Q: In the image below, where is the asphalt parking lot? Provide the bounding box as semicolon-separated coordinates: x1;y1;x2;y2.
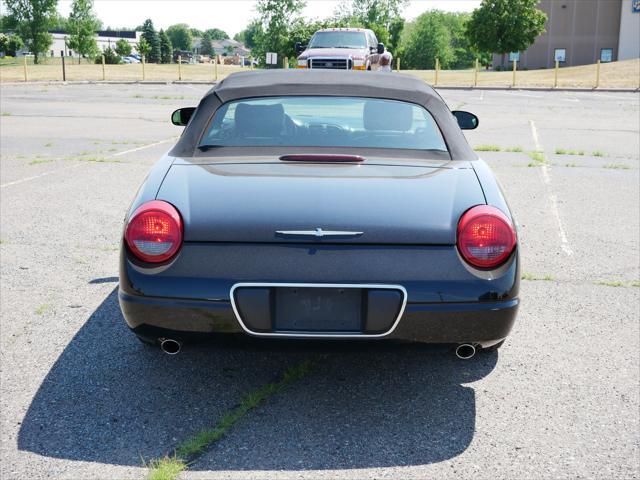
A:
0;82;638;480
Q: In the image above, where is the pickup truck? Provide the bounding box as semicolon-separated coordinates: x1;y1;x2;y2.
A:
295;28;388;71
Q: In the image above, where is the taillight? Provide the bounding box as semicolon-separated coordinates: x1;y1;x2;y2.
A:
457;205;516;269
124;200;183;263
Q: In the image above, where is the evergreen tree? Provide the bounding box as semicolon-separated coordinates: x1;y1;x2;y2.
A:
140;18;160;63
159;29;173;63
200;31;213;56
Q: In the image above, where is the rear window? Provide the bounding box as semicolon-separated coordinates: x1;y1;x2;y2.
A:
199;96;447;152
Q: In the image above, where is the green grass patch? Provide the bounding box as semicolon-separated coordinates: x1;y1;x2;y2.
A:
147;456;186;480
1;112;11;116
505;146;523;152
146;360;313;480
565;162;578;167
596;280;626;287
592;150;605;157
44;142;53;147
29;158;54;165
527;150;548;167
522;272;555;281
66;155;121;163
35;304;50;315
555;148;585;156
631;281;640;288
603;163;631;170
474;145;502;152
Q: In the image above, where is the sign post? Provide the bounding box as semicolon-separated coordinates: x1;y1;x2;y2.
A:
142;55;145;81
434;57;439;86
474;58;479;87
23;55;28;82
266;52;278;68
554;59;559;88
214;58;218;81
512;59;517;87
178;55;182;81
101;54;106;81
595;59;601;89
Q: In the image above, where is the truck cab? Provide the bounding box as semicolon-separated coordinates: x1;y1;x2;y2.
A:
295;28;387;71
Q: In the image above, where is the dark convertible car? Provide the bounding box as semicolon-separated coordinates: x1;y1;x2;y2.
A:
119;70;519;358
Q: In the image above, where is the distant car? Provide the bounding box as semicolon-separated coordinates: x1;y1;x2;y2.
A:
295;28;386;71
119;70;519;359
129;53;141;61
122;56;140;64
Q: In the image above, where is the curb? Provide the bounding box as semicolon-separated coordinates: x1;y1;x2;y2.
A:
1;80;638;93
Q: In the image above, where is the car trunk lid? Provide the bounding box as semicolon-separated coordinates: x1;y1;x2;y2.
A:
156;159;485;245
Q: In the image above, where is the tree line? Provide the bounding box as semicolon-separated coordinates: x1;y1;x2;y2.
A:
1;0;546;69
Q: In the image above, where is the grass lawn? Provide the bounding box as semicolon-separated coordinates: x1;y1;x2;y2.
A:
1;57;638;88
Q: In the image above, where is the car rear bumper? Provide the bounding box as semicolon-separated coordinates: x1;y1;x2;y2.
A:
119;289;518;346
120;242;519;346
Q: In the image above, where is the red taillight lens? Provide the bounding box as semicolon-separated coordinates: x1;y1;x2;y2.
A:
124;200;183;263
457;205;516;269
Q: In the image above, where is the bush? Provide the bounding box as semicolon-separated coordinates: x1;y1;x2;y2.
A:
95;47;121;64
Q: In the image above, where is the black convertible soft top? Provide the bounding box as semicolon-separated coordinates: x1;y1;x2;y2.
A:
170;70;476;160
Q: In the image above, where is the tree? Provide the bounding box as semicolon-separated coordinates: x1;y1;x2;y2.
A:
204;28;228;40
115;38;131;57
95;45;119;64
190;27;203;37
400;11;453;70
254;0;306;66
466;0;546;67
136;36;150;58
199;31;213;56
159;29;172;63
4;0;58;64
66;0;100;63
0;33;24;56
140;18;160;62
166;23;192;51
234;20;262;49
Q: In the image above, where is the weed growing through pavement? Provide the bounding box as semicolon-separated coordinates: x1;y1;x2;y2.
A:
474;145;502;152
521;272;555;281
527;151;549;167
505;146;523;152
146;360;314;480
592;150;605;157
603;164;631;170
35;304;50;315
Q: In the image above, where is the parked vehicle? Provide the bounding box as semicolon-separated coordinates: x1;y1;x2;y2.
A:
122;56;140;64
295;28;386;71
119;70;519;358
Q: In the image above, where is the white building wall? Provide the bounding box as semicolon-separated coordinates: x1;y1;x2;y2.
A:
618;0;640;60
47;32;140;58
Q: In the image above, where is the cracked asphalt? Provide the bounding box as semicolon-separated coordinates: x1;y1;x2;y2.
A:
1;83;638;479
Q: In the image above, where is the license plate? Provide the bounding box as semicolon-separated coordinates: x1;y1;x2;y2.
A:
273;287;362;332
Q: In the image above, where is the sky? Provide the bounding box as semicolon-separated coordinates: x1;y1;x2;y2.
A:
45;0;481;36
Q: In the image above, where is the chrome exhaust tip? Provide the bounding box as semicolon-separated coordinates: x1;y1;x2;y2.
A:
159;338;182;355
455;343;476;360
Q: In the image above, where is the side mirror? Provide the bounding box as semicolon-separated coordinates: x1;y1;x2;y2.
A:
452;110;479;130
295;42;304;54
377;43;385;54
171;107;196;126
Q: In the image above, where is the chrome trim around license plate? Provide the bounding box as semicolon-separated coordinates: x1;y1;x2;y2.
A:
230;282;408;338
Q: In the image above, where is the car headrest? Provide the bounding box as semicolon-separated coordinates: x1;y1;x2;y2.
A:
363;100;413;132
234;103;285;137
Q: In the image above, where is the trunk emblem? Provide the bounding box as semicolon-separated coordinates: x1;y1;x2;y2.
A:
276;228;363;238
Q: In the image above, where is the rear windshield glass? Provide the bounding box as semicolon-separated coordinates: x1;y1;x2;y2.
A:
199;96;448;151
308;31;368;49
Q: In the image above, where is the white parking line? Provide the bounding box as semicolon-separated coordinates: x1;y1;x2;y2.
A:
529;120;574;257
1;137;176;188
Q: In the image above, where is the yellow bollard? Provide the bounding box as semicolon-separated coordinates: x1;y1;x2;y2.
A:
284;56;288;69
142;55;146;81
595;59;601;88
101;54;106;81
474;58;479;87
23;55;28;82
178;55;182;81
435;58;439;86
396;57;401;72
512;59;517;87
554;59;559;88
214;58;218;81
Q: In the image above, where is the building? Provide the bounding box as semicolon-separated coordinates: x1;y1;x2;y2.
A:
492;0;640;69
47;30;140;58
192;38;250;57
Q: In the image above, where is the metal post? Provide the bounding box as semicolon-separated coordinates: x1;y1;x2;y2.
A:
474;58;479;87
554;59;559;88
61;51;66;81
512;59;516;87
396;57;401;72
101;54;106;81
284;56;288;69
595;59;601;89
214;58;218;81
23;55;28;82
142;55;146;81
435;57;439;86
178;55;182;81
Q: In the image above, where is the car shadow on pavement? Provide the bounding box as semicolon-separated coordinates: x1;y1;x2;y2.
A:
18;287;497;470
